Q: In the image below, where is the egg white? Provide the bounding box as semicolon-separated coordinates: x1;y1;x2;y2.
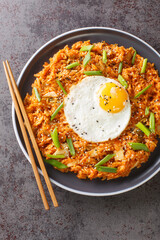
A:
64;76;131;142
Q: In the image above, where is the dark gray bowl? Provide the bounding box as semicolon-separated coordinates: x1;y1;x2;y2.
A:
12;27;160;196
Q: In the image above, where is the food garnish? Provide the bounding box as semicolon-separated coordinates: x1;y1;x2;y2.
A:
51;127;60;149
83;51;91;67
118;61;123;74
102;50;107;63
134;84;152;99
47;154;65;159
51;102;64;121
66;138;75;156
44;159;68;169
136;122;150;137
95;153;115;167
83;71;103;76
56;80;67;95
80;45;94;52
129;142;149;152
96;166;117;173
145;106;149;116
118;74;128;89
132;49;137;65
149;112;155;133
66;62;79;69
141;58;148;73
33;87;41;102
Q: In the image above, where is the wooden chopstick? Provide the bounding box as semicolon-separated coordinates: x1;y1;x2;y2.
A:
3;61;49;210
3;60;58;208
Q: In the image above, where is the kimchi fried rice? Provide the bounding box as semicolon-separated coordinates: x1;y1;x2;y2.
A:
24;40;160;180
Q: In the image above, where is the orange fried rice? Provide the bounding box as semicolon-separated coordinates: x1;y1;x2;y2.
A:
24;40;160;180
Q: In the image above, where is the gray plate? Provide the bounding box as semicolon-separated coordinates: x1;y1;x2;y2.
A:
12;27;160;196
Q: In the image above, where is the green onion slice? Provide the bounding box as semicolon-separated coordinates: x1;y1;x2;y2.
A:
141;58;148;73
96;166;117;173
51;127;60;149
84;71;103;76
66;138;75;156
149;112;155;133
132;49;137;65
136;122;150;137
134;84;152;99
44;159;67;169
47;154;65;159
118;61;123;74
66;62;79;69
129;142;149;152
95;153;115;167
80;45;94;52
102;50;107;63
118;74;128;89
145;106;149;116
83;51;91;67
56;80;67;95
33;87;41;102
51;102;63;121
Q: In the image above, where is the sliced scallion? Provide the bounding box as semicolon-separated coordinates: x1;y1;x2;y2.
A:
145;106;149;116
132;49;137;65
44;159;67;169
56;80;67;95
118;74;128;89
95;153;115;167
51;102;63;121
129;142;149;152
66;62;79;69
80;45;94;52
51;127;60;149
84;71;102;76
66;138;75;156
134;84;152;99
33;87;41;102
149;112;155;133
83;51;91;67
102;50;107;63
136;122;150;137
118;61;123;74
96;166;117;173
141;58;148;73
47;154;65;159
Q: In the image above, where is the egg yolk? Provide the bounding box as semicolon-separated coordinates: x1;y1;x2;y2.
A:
98;82;128;113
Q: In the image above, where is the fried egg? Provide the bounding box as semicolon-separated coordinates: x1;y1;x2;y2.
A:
64;76;131;142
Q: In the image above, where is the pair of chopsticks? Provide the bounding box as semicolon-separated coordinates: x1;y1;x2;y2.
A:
3;60;58;210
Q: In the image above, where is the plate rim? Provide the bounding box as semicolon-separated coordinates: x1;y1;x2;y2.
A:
12;27;160;196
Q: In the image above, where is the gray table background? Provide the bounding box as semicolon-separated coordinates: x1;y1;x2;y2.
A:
0;1;160;239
